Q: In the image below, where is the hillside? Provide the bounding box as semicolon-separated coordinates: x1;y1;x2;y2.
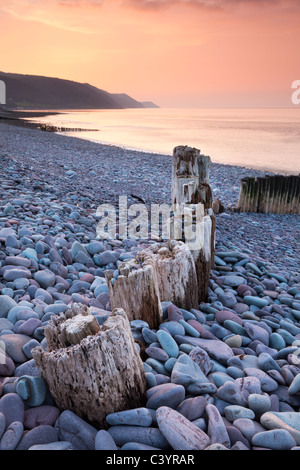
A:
0;72;159;110
141;101;160;108
110;93;145;109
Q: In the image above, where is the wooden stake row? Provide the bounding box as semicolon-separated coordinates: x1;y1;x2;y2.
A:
32;145;216;429
237;174;300;214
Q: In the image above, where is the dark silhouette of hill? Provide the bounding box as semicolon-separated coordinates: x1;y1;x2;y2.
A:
141;101;160;108
111;93;146;109
0;72;159;110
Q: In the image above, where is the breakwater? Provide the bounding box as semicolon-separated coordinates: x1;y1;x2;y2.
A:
237;174;300;214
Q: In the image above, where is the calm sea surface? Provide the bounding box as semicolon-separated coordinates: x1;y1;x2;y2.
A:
27;108;300;174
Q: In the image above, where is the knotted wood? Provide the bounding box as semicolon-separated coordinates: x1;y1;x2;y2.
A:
32;304;146;428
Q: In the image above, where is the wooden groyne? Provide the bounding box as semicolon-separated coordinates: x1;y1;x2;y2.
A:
33;145;216;424
237;174;300;214
39;124;99;133
106;145;215;319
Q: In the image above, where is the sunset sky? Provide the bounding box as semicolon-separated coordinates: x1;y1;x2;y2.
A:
1;0;300;108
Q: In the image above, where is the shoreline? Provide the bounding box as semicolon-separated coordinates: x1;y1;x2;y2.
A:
66;134;287;176
0;108;271;177
0;118;299;451
0;120;299;275
0;108;298;176
0;108;60;130
0;108;97;133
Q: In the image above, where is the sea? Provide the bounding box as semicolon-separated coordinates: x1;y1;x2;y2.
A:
25;108;300;175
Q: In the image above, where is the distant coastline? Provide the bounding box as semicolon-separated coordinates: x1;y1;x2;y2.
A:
0;108;99;133
0;107;59;130
0;71;159;110
0;106;299;177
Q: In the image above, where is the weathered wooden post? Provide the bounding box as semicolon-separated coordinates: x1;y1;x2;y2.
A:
106;239;200;323
291;175;300;213
171;146;215;302
172;146;211;206
237;178;248;212
32;304;147;428
105;257;163;329
137;240;199;311
105;145;216;325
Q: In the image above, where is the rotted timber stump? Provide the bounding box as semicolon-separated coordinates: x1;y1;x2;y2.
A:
105;257;163;330
136;240;199;311
32;303;147;429
106;240;200;326
171;145;211;206
171;145;215;302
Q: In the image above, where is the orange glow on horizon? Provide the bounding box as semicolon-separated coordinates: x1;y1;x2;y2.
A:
1;0;300;108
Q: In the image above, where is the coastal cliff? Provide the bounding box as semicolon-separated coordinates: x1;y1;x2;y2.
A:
0;71;159;110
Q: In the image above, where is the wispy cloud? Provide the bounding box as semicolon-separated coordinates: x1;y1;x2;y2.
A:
1;0;299;35
2;0;299;15
0;0;97;33
58;0;104;7
121;0;300;11
55;0;300;14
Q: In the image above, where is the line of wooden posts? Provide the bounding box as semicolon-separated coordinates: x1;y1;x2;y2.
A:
32;145;216;428
237;174;300;214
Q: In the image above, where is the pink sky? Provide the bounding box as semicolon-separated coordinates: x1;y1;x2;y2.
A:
1;0;299;107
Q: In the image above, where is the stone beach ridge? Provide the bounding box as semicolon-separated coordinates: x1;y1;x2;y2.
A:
0;121;299;451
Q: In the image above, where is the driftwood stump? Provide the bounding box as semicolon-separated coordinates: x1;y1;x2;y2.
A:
137;241;199;311
105;257;163;329
32;304;146;428
171;145;215;302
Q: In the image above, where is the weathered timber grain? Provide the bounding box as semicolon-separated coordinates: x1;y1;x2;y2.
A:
105;259;163;329
32;305;147;428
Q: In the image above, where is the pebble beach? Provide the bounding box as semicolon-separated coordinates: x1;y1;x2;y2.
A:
0;120;299;451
